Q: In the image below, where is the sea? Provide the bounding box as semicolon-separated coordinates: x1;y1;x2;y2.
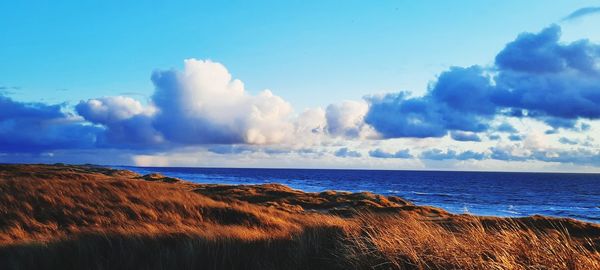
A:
118;166;600;223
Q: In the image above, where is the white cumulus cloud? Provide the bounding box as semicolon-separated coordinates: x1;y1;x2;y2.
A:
76;96;153;124
150;59;294;145
325;100;377;139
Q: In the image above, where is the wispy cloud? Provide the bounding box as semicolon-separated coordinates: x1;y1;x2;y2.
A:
369;148;413;159
562;6;600;21
334;147;362;158
0;86;20;95
0;94;100;152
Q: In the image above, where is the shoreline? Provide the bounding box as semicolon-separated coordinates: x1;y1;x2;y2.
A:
120;164;600;224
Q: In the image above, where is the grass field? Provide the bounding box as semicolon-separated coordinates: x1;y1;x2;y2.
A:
1;164;598;269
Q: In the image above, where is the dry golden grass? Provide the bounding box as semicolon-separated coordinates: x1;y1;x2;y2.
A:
339;213;600;270
0;164;347;269
0;164;599;269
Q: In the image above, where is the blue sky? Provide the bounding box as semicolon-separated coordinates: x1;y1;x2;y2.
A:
3;1;598;108
1;1;600;171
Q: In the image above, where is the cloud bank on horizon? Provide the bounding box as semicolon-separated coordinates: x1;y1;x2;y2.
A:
1;24;600;171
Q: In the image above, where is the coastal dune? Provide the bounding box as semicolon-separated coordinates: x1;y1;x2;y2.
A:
0;164;599;269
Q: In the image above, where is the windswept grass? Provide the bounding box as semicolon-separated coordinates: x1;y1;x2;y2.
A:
0;164;599;269
0;164;347;269
338;213;600;269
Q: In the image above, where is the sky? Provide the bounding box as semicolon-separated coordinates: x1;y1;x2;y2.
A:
1;1;600;172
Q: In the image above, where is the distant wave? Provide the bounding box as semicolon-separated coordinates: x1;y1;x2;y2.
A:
410;191;468;198
499;209;521;215
566;214;600;221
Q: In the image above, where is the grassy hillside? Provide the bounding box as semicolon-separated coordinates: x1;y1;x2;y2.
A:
0;164;599;269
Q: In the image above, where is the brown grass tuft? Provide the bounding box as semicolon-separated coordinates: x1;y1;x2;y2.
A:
339;213;600;269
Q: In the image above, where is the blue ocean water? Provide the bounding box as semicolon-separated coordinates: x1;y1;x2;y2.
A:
118;166;600;223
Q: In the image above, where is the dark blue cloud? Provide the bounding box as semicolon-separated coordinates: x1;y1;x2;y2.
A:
75;97;165;149
487;147;600;166
493;25;600;122
0;95;100;153
489;147;528;162
365;25;600;138
207;145;255;155
495;25;567;73
94;115;162;149
455;151;486;161
529;150;600;166
563;6;600;21
412;146;600;166
488;134;501;140
334;147;362;158
539;117;578;130
0;149;134;166
205;145;324;156
1;94;166;154
416;147;600;166
558;137;578;145
450;131;481;142
581;123;591;131
0;86;20;96
369;148;412;159
496;122;517;133
0;95;64;120
365;66;494;138
508;134;523;141
420;149;486;161
420;149;456;160
364;93;448;138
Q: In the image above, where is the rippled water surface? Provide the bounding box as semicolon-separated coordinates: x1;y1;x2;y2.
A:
118;166;600;223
